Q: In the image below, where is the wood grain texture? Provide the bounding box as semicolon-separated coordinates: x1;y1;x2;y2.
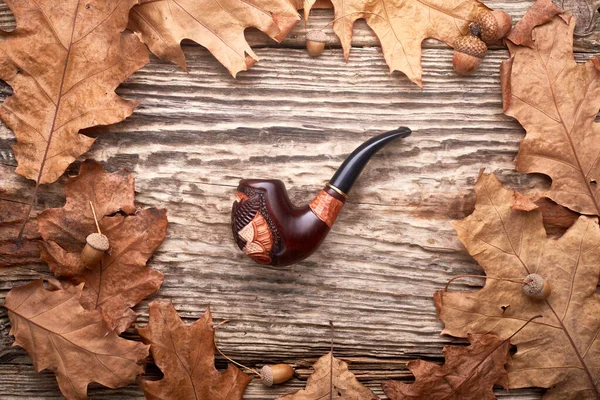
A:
555;0;600;35
0;0;597;399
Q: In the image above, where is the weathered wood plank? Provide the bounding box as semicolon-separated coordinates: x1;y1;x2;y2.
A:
0;363;546;399
0;44;556;399
555;0;600;35
0;0;597;399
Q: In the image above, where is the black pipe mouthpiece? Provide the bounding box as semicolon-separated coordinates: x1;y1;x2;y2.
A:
328;127;411;195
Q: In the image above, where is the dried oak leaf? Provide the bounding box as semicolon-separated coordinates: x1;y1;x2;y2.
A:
382;333;509;400
4;279;149;400
279;352;379;399
128;0;300;77
304;0;491;86
0;0;148;184
138;301;251;400
435;173;600;399
501;9;600;216
37;160;167;334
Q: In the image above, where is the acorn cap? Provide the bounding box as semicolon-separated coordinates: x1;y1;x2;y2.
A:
306;30;328;43
86;233;109;251
453;35;487;58
476;10;512;42
475;11;498;42
522;273;551;299
261;365;274;387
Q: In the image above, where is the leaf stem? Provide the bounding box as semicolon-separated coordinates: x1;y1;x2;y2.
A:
329;321;334;400
444;274;525;292
213;320;262;378
16;0;83;244
89;201;102;234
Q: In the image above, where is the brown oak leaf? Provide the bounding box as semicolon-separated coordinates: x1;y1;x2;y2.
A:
501;9;600;216
4;279;149;400
279;352;379;399
304;0;491;86
37;160;167;333
382;333;510;400
0;0;148;184
435;173;600;399
138;301;251;400
128;0;300;77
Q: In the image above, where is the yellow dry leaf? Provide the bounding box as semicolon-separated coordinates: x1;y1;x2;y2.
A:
129;0;300;77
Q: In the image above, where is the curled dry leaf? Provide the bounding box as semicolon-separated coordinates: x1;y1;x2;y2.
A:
0;1;147;184
501;8;600;216
435;173;600;399
304;0;492;86
129;0;300;77
37;160;167;333
382;333;510;400
279;352;379;399
138;301;251;400
505;0;564;47
4;279;149;400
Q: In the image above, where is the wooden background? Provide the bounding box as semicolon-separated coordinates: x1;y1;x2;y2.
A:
0;0;599;398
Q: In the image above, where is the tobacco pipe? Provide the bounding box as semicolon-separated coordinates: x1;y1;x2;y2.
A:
232;127;411;266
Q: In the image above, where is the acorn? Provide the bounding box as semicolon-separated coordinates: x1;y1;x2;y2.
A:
452;35;487;76
475;10;512;42
260;364;294;387
81;232;109;268
522;274;551;300
306;30;328;57
81;201;109;269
